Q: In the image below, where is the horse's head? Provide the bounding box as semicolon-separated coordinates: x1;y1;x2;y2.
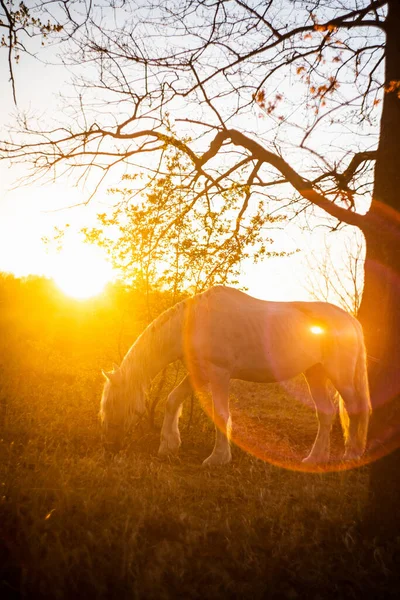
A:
100;363;146;452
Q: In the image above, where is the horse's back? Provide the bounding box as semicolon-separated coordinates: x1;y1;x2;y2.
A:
186;286;364;380
197;286;357;331
187;288;342;380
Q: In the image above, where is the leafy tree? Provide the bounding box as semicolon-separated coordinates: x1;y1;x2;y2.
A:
83;147;285;319
2;0;400;535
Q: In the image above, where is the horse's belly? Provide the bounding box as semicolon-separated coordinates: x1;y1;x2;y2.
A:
232;347;321;382
232;366;277;383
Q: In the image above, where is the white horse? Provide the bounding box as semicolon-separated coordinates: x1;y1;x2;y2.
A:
100;286;370;466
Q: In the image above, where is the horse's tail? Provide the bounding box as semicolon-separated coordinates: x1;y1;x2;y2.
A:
352;321;371;453
338;391;350;445
335;318;370;454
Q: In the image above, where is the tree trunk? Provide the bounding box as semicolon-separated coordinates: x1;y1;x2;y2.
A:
357;0;400;537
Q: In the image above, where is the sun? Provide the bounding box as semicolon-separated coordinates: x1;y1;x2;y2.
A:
51;242;114;299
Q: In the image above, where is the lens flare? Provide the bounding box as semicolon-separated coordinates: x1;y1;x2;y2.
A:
182;266;400;473
310;325;324;334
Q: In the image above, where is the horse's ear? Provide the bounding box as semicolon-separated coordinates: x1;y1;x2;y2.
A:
102;368;122;386
102;369;111;381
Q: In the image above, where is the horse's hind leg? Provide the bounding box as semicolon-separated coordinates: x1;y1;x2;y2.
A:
303;365;336;464
158;375;192;457
332;383;369;461
202;367;232;467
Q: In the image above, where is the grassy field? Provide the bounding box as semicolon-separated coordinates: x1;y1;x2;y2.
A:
0;277;399;599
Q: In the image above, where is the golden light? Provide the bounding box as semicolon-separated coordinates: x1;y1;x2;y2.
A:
50;242;114;299
310;325;324;335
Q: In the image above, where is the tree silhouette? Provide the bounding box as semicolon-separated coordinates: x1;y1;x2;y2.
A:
0;0;91;104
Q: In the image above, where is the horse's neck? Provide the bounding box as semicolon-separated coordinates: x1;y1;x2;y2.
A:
132;304;184;383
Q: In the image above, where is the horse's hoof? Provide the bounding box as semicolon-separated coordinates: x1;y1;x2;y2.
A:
158;448;180;459
302;454;329;465
343;451;362;462
158;438;181;458
302;455;318;464
202;454;231;467
157;453;180;464
158;448;179;458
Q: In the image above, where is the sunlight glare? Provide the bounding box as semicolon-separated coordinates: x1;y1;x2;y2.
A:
51;242;114;299
310;325;324;335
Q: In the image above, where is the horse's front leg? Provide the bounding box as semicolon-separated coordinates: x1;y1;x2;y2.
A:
203;367;232;467
158;375;192;457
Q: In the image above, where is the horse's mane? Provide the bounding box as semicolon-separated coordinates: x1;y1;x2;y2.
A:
122;297;188;384
148;297;187;333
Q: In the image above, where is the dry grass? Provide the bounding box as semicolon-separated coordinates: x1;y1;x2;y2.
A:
0;279;399;599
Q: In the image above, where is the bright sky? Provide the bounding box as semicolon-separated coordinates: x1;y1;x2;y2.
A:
0;28;356;304
0;44;118;298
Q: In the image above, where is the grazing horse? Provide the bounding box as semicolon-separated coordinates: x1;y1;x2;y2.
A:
100;286;370;466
